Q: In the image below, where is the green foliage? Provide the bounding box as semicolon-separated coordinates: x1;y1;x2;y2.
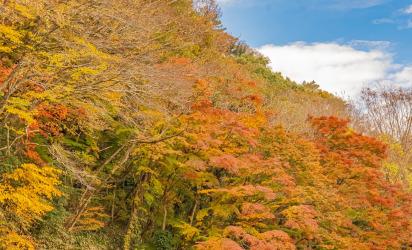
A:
152;231;175;250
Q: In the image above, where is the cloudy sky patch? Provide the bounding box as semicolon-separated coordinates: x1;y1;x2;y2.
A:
218;0;412;97
258;42;411;96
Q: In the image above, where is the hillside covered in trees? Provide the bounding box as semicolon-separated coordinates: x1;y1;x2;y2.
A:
0;1;411;249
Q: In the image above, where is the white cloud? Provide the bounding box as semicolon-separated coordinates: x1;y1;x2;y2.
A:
216;0;235;4
372;18;395;24
326;0;386;9
257;42;412;97
349;40;391;50
392;66;412;84
407;19;412;28
217;0;387;8
373;4;412;29
404;4;412;14
216;0;241;6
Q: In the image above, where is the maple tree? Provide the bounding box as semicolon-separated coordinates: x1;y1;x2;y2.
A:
0;0;410;249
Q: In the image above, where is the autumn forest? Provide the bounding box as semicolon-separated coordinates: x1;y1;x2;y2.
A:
0;0;411;249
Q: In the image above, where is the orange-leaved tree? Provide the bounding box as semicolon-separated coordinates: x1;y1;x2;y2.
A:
310;116;412;249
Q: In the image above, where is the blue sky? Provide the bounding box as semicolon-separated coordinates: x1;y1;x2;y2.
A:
218;0;412;96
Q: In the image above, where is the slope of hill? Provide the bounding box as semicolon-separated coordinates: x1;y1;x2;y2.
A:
0;1;410;249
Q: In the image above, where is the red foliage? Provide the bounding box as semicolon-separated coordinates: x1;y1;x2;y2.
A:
34;103;82;137
24;146;44;166
0;63;14;86
179;79;411;249
310;116;412;248
222;226;295;250
240;202;275;220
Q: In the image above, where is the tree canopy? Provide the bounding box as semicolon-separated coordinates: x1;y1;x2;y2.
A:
0;1;410;249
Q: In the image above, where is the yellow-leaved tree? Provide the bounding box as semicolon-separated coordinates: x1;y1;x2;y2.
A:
0;163;61;249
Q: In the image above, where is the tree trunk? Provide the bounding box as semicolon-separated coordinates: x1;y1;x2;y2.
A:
123;187;139;250
162;206;167;230
123;173;148;250
190;199;198;226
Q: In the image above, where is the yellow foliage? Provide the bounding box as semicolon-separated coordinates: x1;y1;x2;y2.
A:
408;174;412;190
5;97;36;124
242;112;267;129
383;161;400;180
71;206;109;232
14;3;36;20
0;163;62;228
0;228;35;250
0;24;23;53
5;107;35;124
0;163;61;249
172;221;200;241
72;36;112;60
